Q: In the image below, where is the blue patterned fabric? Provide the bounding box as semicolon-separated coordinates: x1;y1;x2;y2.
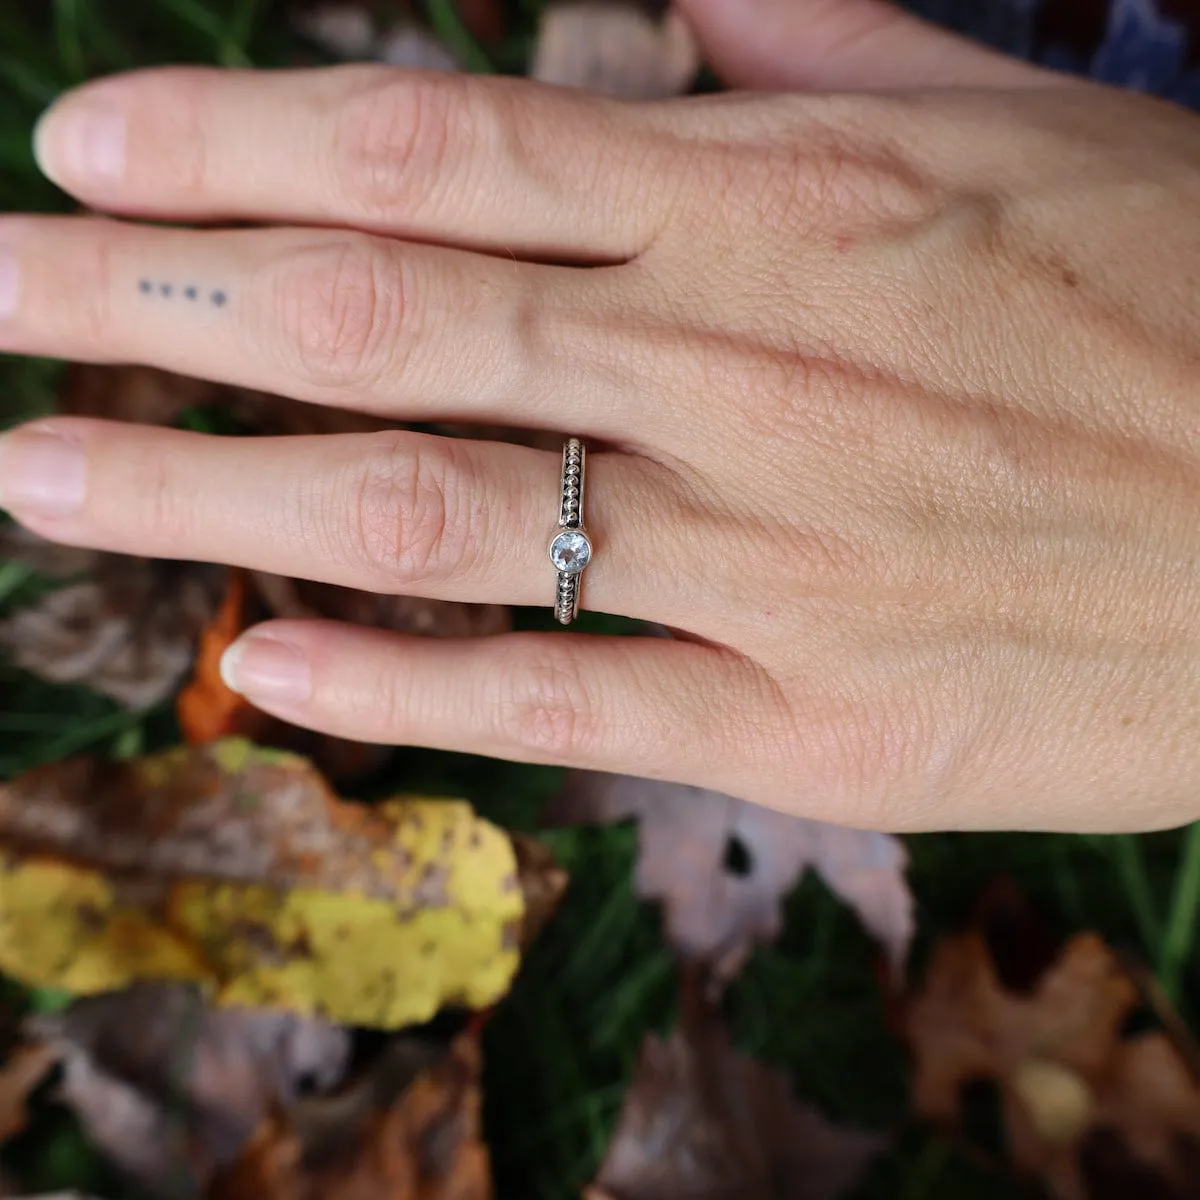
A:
905;0;1200;105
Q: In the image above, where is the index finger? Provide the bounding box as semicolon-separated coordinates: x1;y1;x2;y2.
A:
32;66;666;261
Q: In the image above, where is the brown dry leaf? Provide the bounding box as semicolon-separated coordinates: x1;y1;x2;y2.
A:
456;0;505;46
547;773;913;985
906;927;1200;1200
58;364;399;438
530;3;700;100
212;1029;490;1200
593;976;883;1200
0;536;225;710
58;362;216;427
0;1042;58;1145
252;572;511;640
0;740;547;1028
510;833;569;952
27;983;349;1197
0;524;106;581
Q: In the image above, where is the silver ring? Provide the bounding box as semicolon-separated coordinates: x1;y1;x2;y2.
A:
548;437;592;624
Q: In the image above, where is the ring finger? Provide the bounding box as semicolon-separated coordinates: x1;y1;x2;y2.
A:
0;216;650;441
0;417;694;622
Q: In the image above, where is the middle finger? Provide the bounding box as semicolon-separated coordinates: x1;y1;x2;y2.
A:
0;216;649;442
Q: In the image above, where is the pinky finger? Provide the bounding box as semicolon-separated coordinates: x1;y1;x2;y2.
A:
219;623;772;788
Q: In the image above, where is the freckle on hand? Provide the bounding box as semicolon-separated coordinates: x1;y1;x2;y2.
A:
184;286;198;300
138;280;152;294
160;283;173;297
211;290;227;307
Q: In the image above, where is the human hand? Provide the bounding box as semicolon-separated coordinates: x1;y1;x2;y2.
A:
0;0;1197;833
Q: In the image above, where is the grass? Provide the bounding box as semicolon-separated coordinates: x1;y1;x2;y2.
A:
0;2;1198;1198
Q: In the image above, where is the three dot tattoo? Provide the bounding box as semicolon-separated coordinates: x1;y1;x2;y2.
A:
138;280;227;307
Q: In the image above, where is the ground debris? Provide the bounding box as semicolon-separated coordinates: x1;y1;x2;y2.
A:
292;3;464;70
211;1029;490;1200
25;983;349;1197
590;970;883;1200
0;532;225;711
0;740;547;1028
530;3;700;99
0;1042;58;1145
905;890;1200;1200
547;772;912;986
57;363;400;437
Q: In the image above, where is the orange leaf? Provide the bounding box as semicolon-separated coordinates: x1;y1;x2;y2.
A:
0;1041;58;1145
177;569;260;744
213;1030;491;1200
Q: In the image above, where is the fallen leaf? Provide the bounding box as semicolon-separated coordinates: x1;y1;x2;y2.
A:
905;924;1200;1200
530;3;700;100
455;0;504;46
292;3;379;58
212;1029;490;1200
58;363;216;427
58;363;400;437
177;569;259;745
27;982;349;1196
378;26;460;71
0;541;225;710
293;3;464;71
546;772;913;985
251;573;511;641
0;739;541;1028
592;972;883;1200
0;1042;58;1144
510;833;569;953
0;524;106;581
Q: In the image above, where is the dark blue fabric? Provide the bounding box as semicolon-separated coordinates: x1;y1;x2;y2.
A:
906;0;1200;103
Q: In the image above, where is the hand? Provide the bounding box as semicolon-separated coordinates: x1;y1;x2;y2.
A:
0;0;1197;833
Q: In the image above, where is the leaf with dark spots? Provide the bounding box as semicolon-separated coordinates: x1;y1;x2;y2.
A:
547;772;913;985
0;740;559;1029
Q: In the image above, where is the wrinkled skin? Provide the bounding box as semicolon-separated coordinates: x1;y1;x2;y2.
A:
0;0;1197;831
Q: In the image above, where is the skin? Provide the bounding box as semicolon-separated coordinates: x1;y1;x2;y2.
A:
0;0;1197;832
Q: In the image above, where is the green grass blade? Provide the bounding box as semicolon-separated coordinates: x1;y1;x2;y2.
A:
1159;821;1200;1004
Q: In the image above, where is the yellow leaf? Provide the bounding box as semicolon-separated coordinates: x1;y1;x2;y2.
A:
0;740;528;1028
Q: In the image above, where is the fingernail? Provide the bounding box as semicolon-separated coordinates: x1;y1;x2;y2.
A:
34;99;126;184
220;635;313;707
0;250;18;319
0;430;87;516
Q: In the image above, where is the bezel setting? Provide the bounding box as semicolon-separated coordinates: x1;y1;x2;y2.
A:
549;528;592;575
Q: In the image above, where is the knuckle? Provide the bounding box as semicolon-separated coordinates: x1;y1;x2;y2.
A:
332;72;464;220
130;436;188;546
271;235;403;388
494;647;599;760
739;103;941;233
344;432;471;586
